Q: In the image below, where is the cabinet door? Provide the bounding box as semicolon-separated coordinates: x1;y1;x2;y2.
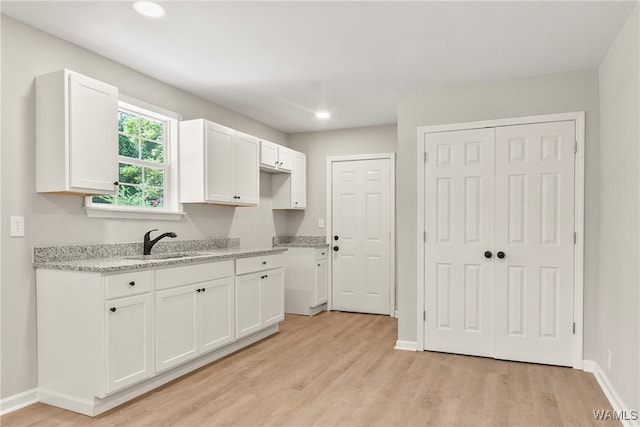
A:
235;273;262;338
261;268;284;327
277;146;293;172
205;123;235;203
156;284;199;372
291;152;306;208
260;140;278;170
199;277;235;353
233;133;259;205
314;259;328;306
68;72;118;193
106;294;153;393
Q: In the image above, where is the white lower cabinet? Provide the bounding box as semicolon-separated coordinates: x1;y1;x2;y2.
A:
36;252;284;417
155;262;235;372
235;273;262;338
261;268;284;326
106;293;153;393
156;277;235;372
235;254;284;339
284;247;328;315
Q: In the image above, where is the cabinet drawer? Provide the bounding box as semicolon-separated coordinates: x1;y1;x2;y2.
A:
156;260;234;291
236;254;283;275
105;270;152;299
315;247;329;260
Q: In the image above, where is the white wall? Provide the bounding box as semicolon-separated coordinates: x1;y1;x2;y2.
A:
287;125;397;237
396;70;601;353
0;16;289;399
596;4;639;411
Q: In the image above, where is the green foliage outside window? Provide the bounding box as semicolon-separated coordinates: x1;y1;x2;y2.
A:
92;108;166;209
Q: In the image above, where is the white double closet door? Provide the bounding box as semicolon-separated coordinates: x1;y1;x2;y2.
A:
424;121;575;366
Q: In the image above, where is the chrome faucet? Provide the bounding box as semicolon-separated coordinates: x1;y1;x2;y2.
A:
143;229;177;255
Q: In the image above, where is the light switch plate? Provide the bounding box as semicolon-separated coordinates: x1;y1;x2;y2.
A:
318;218;325;229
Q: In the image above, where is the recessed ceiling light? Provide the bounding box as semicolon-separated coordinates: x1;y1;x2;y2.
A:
133;0;166;18
315;111;331;119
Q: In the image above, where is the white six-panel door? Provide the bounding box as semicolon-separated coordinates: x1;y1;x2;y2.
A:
493;121;575;366
424;128;495;357
332;159;391;315
424;120;575;366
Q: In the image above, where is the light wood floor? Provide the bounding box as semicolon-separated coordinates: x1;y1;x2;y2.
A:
2;311;616;426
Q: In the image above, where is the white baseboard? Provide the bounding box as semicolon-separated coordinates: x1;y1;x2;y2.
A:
0;388;38;416
395;340;418;351
583;360;639;427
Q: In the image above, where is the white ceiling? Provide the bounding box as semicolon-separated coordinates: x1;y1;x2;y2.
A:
2;1;636;134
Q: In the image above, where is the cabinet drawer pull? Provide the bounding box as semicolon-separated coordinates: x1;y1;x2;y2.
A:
202;288;206;292
261;275;268;279
114;181;119;186
196;289;201;293
317;263;321;266
129;281;135;286
110;307;117;312
262;261;267;265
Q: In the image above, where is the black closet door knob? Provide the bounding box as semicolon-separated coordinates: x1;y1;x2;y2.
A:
497;251;506;259
334;235;339;241
484;251;493;259
333;246;339;252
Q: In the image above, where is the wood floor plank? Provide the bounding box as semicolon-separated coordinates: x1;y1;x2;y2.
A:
1;312;618;426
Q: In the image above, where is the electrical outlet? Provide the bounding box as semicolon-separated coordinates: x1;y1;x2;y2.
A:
10;216;25;237
318;218;325;229
607;350;612;370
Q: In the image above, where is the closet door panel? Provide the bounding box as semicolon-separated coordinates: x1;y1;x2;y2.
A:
424;128;495;357
493;121;575;366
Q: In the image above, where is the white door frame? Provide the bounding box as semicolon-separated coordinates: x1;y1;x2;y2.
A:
327;153;396;317
416;112;585;369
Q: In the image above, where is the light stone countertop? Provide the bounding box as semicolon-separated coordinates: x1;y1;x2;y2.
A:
33;247;287;273
272;236;328;248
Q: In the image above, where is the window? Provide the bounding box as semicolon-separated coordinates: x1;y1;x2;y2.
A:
85;96;183;220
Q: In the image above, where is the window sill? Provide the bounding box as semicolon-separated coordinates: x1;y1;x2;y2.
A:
84;206;185;221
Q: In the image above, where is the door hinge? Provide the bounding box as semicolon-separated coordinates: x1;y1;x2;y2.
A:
423;231;427;242
424;152;428;163
573;322;576;334
423;310;426;322
574;232;577;244
574;141;578;154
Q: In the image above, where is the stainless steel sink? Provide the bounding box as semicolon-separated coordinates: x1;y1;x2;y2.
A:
125;251;202;260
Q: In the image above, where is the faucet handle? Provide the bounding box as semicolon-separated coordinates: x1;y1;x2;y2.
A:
144;229;159;239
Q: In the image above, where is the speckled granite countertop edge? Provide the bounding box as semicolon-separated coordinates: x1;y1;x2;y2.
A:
272;236;328;248
34;248;287;273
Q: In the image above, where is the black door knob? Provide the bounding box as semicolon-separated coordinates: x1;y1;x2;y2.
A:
484;251;493;259
129;281;135;286
334;235;339;241
497;251;506;259
333;246;339;251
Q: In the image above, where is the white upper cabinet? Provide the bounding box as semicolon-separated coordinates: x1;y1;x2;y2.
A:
278;146;293;172
36;69;119;195
233;132;260;205
273;151;306;209
259;140;292;173
179;119;259;206
260;140;278;170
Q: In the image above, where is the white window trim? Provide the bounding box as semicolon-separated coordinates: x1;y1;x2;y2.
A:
84;94;185;220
